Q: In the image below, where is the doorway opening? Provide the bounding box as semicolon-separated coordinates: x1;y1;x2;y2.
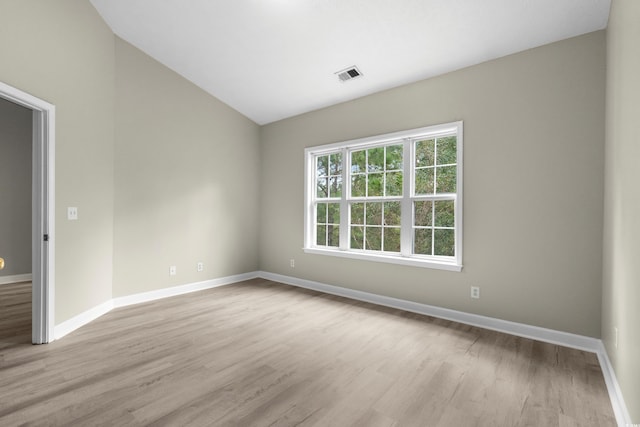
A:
0;81;55;344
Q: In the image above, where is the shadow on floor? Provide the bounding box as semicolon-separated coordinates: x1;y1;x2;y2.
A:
0;281;32;348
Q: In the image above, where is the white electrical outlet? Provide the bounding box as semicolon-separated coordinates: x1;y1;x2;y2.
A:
470;286;480;299
290;259;295;268
169;265;177;276
67;207;78;220
614;327;618;348
197;262;204;272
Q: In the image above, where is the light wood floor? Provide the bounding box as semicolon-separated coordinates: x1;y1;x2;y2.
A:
0;279;615;426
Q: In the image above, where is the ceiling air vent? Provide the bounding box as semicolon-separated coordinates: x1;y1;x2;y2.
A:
335;66;362;82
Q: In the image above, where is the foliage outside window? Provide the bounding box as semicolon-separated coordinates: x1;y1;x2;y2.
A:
304;122;463;271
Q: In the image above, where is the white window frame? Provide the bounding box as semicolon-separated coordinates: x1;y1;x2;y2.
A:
304;121;463;272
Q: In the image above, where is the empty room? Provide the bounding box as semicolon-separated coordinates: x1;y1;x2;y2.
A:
0;0;638;425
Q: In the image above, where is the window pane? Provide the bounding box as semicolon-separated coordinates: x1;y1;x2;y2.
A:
317;155;329;177
351;175;366;197
366;202;382;225
317;225;326;246
351;203;365;225
328;225;340;247
330;152;343;174
328;176;342;198
317;177;328;198
415;168;434;194
365;226;382;250
350;226;364;249
327;203;340;224
414;201;433;227
384;227;401;252
434;200;454;227
351;150;366;173
414;228;433;255
434;229;455;256
368;147;384;172
385;171;403;196
436;136;456;165
415;139;435;167
384;202;401;226
368;173;383;197
386;144;403;170
435;166;456;193
316;203;327;224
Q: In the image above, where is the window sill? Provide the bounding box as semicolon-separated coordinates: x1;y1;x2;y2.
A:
303;247;463;272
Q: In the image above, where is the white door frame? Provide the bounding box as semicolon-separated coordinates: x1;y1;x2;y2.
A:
0;81;55;344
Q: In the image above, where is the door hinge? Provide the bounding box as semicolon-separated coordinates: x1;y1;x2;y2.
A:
43;234;49;242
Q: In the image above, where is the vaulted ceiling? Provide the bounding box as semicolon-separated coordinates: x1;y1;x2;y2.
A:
90;0;611;125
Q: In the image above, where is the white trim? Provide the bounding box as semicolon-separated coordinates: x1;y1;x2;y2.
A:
45;269;631;425
304;147;314;249
307;122;462;153
304;121;463;271
0;81;55;345
53;272;259;339
0;274;33;285
258;271;599;351
257;271;632;426
595;342;633;426
54;299;114;340
303;247;463;272
112;272;259;308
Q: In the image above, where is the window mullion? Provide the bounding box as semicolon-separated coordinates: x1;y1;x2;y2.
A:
339;147;349;250
431;199;435;256
400;138;412;257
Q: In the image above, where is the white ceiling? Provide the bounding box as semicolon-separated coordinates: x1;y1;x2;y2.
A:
90;0;611;125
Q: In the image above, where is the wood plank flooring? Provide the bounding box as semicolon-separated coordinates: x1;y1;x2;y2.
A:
0;279;616;426
0;281;31;348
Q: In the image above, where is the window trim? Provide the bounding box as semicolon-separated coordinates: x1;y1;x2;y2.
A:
304;121;463;272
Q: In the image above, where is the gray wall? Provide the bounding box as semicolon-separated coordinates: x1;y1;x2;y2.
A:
0;0;115;322
112;38;260;296
0;98;31;277
602;0;640;422
259;31;606;338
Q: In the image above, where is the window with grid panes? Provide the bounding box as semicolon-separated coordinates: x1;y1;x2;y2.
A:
304;122;463;271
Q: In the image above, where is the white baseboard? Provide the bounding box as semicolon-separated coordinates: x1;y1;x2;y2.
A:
256;271;632;426
50;269;631;426
596;341;633;426
53;272;259;340
257;271;600;351
112;272;259;308
0;273;32;285
54;299;114;340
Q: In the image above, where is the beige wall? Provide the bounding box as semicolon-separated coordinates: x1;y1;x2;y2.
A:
603;0;640;422
0;0;115;322
112;38;260;297
0;1;260;323
260;31;606;337
0;1;633;416
0;98;32;277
